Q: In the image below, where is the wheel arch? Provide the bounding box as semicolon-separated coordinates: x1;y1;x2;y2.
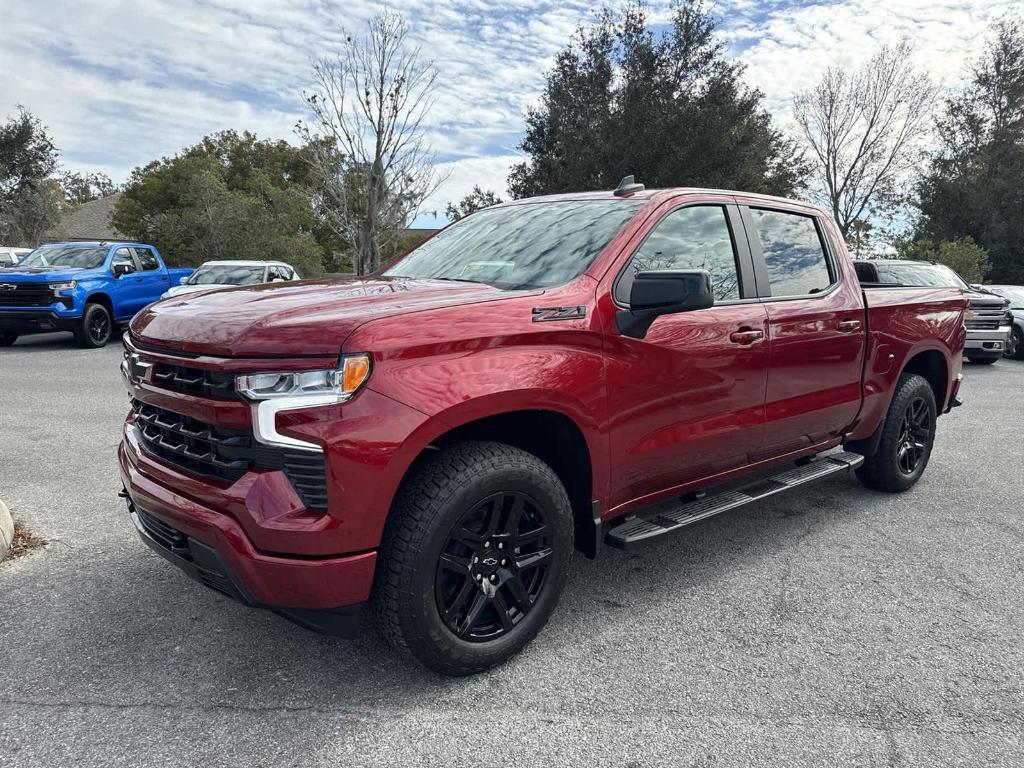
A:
900;348;948;411
400;407;600;558
84;291;114;315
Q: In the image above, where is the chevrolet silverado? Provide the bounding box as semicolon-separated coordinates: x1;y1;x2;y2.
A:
118;180;967;675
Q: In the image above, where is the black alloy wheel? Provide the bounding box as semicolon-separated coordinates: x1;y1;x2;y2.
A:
895;396;931;476
435;491;552;642
77;302;113;348
89;310;110;344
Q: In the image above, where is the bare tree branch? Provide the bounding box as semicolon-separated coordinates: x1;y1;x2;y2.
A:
794;40;939;240
296;10;448;274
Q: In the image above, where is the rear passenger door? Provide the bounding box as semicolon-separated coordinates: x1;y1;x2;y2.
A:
739;205;866;458
132;246;169;307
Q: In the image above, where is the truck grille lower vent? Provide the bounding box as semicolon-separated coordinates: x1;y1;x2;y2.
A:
132;399;328;510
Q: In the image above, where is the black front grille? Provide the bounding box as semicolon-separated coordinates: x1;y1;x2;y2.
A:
132;400;328;510
152;364;239;400
0;283;55;307
966;300;1007;331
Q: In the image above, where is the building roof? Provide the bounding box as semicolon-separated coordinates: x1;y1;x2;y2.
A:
52;193;125;241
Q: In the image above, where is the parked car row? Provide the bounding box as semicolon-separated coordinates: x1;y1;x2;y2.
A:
0;243;302;348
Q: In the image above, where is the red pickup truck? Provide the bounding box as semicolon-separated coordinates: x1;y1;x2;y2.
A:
118;181;967;675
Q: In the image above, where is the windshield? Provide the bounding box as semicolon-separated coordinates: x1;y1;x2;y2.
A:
384;200;644;289
990;286;1024;309
18;245;108;269
876;263;968;289
186;265;266;285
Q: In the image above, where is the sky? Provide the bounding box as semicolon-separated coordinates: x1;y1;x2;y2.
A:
1;0;1017;227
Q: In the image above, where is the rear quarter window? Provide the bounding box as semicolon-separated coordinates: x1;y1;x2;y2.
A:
751;209;833;297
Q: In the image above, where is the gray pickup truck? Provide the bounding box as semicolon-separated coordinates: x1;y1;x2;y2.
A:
854;259;1011;365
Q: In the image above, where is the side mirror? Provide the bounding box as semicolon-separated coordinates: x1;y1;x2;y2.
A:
178;276;189;285
616;270;714;339
112;263;134;278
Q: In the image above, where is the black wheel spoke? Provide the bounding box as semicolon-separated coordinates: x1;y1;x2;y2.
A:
458;592;489;637
492;593;515;631
439;552;471;574
516;547;553;572
443;577;475;622
504;573;533;613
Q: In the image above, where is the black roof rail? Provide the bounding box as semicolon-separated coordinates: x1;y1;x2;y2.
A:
613;175;645;197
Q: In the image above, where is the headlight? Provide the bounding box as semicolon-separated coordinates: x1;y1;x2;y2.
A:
50;281;77;295
236;354;371;402
235;354;372;451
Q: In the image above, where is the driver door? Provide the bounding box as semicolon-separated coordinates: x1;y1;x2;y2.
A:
603;199;769;510
109;247;145;319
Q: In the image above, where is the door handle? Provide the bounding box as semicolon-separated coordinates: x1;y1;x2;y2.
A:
837;319;862;332
729;329;764;345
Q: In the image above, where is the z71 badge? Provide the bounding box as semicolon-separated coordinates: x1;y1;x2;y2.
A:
531;306;586;322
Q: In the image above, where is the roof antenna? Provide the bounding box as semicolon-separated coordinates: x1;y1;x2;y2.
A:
613;175;645;197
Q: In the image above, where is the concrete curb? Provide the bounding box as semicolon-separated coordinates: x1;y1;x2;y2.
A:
0;498;13;558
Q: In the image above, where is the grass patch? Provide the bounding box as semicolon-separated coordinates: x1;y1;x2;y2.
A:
3;522;47;562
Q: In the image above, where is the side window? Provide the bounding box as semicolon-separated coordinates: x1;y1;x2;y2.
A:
616;205;740;304
281;266;294;280
133;247;159;271
111;248;137;274
750;209;833;297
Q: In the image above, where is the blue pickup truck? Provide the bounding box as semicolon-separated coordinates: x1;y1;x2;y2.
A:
0;241;192;348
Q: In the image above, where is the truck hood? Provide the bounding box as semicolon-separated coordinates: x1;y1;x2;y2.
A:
132;276;530;357
0;267;94;282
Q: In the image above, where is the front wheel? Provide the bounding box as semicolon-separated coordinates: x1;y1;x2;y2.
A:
76;303;113;348
855;373;937;493
1005;327;1023;360
373;441;573;676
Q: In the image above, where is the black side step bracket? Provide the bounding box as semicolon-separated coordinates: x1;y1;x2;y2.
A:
605;451;864;550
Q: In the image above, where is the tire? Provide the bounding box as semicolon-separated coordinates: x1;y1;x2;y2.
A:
855;373;937;493
0;331;17;347
967;356;998;365
373;441;573;676
75;302;113;348
1005;327;1023;360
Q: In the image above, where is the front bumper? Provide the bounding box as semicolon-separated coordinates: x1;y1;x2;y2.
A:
119;436;377;617
964;327;1010;358
0;309;80;334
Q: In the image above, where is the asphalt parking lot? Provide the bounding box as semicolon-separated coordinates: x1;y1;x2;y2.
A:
1;333;1022;767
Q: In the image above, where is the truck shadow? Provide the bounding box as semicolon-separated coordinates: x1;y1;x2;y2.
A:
4;473;886;713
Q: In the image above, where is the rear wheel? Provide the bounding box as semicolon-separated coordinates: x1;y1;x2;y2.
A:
856;373;937;493
76;302;112;348
967;356;998;365
0;331;17;347
373;441;573;676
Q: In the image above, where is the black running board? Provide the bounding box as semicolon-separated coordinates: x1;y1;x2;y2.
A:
605;451;865;550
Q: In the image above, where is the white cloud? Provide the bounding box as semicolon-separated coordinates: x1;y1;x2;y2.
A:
1;0;1017;219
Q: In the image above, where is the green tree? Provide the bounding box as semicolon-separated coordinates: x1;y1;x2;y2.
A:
896;237;991;283
113;131;329;275
915;16;1024;283
59;171;118;204
445;186;502;221
0;106;61;245
508;1;806;199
